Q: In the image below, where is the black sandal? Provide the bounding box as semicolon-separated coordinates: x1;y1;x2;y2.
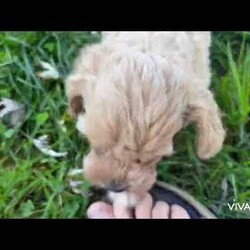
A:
150;181;216;219
88;181;216;219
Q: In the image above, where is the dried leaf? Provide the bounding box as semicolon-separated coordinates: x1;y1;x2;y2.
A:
67;169;88;196
69;180;84;194
33;135;67;158
67;169;83;177
69;180;84;188
37;61;60;80
0;98;25;126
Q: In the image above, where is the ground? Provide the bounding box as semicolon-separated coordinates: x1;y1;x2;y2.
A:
0;32;249;218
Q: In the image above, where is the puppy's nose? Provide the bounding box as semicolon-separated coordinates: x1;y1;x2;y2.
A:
106;181;127;193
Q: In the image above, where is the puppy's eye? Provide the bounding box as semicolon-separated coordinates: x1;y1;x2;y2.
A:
124;146;131;151
124;145;138;152
70;96;85;117
134;159;141;164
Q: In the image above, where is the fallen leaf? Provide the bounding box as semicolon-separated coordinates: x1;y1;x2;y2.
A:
69;180;84;194
69;180;84;188
0;98;25;126
37;61;60;80
33;135;67;158
67;169;83;177
66;169;89;196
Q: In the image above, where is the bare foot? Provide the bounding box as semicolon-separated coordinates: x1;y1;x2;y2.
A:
87;193;190;219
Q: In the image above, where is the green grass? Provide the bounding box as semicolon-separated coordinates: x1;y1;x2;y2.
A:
0;32;249;218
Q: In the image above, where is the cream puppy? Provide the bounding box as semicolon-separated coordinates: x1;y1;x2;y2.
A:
65;32;225;207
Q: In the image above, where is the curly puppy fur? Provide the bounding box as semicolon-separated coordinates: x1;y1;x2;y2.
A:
66;32;225;207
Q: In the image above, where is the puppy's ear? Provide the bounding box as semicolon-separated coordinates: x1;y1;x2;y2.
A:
65;44;104;118
186;89;226;160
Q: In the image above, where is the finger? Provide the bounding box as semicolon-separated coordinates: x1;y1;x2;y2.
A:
135;193;153;219
113;202;133;219
87;202;115;219
170;204;190;219
152;201;170;219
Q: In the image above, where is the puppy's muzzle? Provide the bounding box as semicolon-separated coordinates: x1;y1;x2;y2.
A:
106;181;128;193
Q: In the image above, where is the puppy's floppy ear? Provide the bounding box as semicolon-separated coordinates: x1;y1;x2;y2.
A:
65;44;104;118
186;89;226;160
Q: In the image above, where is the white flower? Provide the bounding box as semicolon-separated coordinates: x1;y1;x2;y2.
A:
0;98;25;126
37;61;60;80
33;135;67;158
